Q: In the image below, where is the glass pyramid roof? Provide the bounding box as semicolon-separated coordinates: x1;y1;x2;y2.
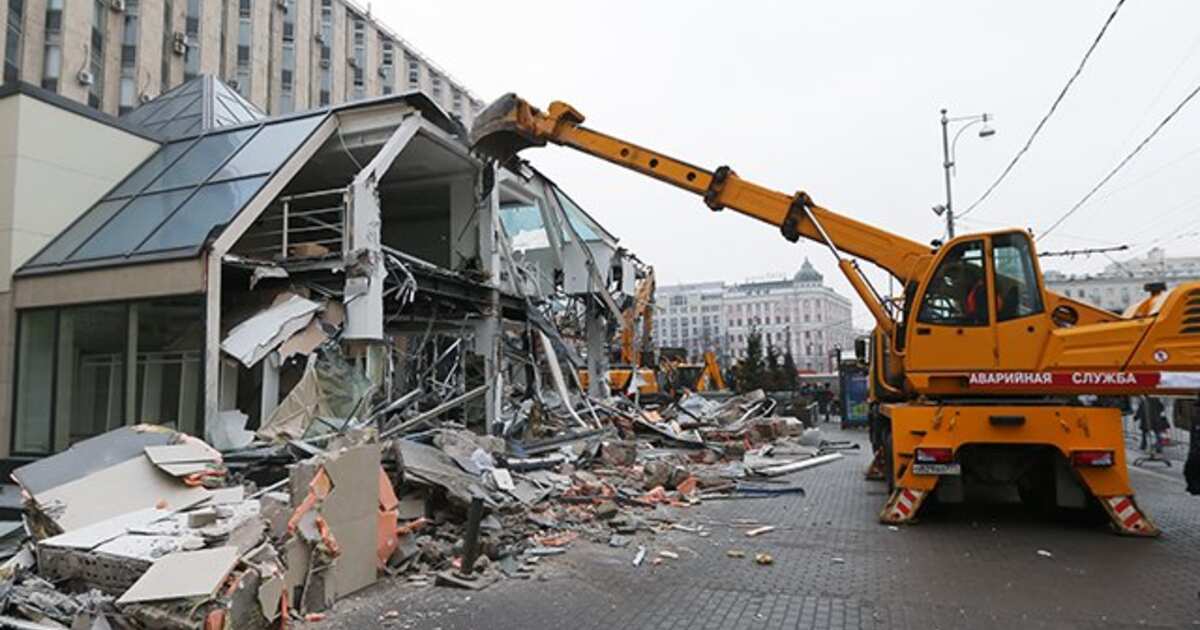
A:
120;75;265;140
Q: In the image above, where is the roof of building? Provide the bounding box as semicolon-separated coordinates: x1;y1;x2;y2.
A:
793;258;823;283
17;87;460;278
0;80;163;142
120;76;265;140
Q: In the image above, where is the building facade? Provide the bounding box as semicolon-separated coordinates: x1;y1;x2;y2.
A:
1043;248;1200;313
657;260;856;372
656;280;725;362
0;0;484;122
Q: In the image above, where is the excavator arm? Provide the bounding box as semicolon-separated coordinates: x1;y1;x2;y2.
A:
620;268;656;365
471;94;934;333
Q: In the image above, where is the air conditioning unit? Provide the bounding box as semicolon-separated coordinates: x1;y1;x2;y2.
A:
139;92;153;104
227;79;239;90
348;57;359;69
172;32;187;55
76;69;94;86
377;67;388;79
314;32;327;45
275;0;288;8
319;58;330;69
110;0;126;12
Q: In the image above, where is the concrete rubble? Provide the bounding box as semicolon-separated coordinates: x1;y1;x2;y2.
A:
0;298;844;628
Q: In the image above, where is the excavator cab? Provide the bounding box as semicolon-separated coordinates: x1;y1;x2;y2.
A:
903;231;1047;374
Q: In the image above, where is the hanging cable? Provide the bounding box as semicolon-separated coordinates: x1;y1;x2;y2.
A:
1039;78;1200;240
957;0;1127;220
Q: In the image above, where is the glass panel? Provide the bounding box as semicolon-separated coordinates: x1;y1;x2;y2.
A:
70;188;193;261
56;304;126;446
109;141;193;198
137;175;267;252
992;232;1044;321
25;199;128;267
918;240;989;326
214;115;323;180
14;310;55;454
132;298;204;435
552;188;601;242
499;203;549;250
145;128;257;192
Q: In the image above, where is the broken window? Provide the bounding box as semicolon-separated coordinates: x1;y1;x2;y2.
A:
499;203;549;251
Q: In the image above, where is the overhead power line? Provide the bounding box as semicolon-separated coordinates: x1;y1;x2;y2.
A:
1039;78;1200;240
956;0;1127;220
1038;244;1129;258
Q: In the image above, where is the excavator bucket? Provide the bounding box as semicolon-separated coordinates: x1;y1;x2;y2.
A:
469;93;547;162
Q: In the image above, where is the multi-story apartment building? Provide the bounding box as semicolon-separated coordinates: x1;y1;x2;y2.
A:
0;0;484;122
656;280;726;362
656;260;856;372
1043;247;1200;313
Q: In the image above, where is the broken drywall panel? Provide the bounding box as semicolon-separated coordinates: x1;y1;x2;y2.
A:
33;456;211;533
38;507;172;551
221;295;321;368
154;462;213;477
319;444;381;598
116;547;239;605
208;486;246;506
144;443;220;466
13;426;176;496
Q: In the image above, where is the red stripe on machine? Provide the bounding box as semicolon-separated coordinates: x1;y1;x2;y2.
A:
967;371;1162;389
1113;498;1132;514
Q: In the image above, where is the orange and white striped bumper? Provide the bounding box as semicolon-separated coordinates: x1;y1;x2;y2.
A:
1102;495;1159;537
880;487;927;524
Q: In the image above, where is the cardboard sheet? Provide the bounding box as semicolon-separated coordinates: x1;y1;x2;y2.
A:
116;547;239;604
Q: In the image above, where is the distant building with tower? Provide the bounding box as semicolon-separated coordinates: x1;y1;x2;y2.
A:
656;259;855;372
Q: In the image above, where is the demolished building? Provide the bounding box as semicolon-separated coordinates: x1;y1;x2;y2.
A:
0;75;640;461
0;78;846;628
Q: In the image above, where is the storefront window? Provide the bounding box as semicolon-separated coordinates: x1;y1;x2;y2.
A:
55;304;126;445
12;297;204;454
13;310;55;453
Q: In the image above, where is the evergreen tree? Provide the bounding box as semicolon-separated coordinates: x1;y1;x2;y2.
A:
734;328;765;392
781;351;799;393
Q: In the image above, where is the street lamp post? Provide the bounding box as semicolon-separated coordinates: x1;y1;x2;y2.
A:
934;108;995;239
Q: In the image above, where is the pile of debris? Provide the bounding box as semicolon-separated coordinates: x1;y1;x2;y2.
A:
0;370;846;628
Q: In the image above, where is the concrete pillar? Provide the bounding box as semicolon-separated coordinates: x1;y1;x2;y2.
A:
586;300;610;398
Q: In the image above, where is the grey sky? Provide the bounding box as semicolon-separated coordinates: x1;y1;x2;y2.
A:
378;1;1200;329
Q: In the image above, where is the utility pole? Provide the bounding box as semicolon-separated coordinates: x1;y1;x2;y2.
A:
934;108;995;241
940;109;954;238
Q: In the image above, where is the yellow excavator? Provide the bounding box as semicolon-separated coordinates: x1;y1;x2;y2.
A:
579;268;727;397
578;268;660;396
472;94;1200;536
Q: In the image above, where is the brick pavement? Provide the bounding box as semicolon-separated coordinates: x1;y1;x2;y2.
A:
307;427;1200;630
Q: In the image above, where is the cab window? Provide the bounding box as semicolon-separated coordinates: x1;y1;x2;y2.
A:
992;232;1044;321
918;240;988;326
